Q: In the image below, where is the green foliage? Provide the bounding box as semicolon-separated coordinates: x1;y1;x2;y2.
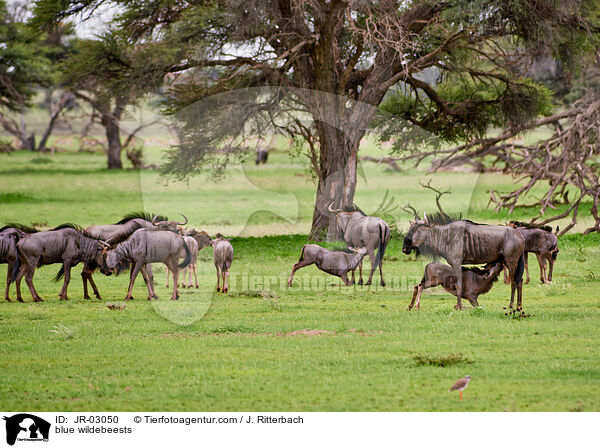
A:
0;0;53;110
413;352;473;368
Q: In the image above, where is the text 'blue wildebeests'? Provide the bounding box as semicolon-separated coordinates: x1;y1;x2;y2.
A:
328;203;390;286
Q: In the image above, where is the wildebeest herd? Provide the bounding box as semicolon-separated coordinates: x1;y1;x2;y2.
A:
0;206;558;310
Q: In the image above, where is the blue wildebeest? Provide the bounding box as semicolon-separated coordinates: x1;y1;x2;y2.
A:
504;221;559;284
78;212;181;299
0;224;38;301
105;229;191;300
13;224;110;302
408;258;505;310
328;203;390;286
288;244;368;287
212;234;233;293
402;212;525;309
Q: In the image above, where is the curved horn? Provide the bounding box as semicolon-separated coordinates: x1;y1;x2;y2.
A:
423;212;428;224
328;202;341;213
176;213;188;226
152;214;159;225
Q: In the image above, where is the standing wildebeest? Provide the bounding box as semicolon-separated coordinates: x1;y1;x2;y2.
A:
402;213;525;309
328;203;390;286
255;148;269;165
0;224;38;301
408;258;505;310
212;234;233;293
79;212;178;299
105;229;191;301
288;244;368;287
503;221;559;284
166;235;199;288
13;224;109;302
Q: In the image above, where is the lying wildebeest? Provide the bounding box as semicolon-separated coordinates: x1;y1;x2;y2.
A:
408;258;505;310
212;234;233;293
402;212;525;309
13;224;109;302
105;229;191;301
79;211;174;299
288;244;368;287
255;148;269;165
328;203;390;286
0;224;37;301
166;235;199;288
503;221;559;284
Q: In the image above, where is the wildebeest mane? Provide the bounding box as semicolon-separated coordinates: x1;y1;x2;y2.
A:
0;223;38;233
509;220;552;232
424;212;464;225
114;211;168;224
342;204;366;216
50;223;106;240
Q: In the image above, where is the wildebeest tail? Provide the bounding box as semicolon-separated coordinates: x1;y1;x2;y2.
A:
53;266;65;282
371;223;389;275
514;252;525;285
298;245;307;262
179;239;192;269
551;239;559;260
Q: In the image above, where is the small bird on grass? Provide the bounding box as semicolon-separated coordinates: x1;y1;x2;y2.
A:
449;375;471;401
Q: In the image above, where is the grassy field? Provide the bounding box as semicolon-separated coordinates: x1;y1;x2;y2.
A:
0;143;599;411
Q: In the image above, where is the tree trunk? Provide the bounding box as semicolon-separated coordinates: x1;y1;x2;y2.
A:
309;122;363;241
101;103;125;169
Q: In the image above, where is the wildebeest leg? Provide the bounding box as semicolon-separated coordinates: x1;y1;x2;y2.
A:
524;252;531;284
125;262;143;301
165;257;179;300
503;265;510;284
287;259;313;287
24;266;42;302
193;263;199;288
365;248;376;285
146;264;154;289
378;258;385;287
409;272;441;310
223;266;230;293
142;265;158;299
165;267;170;287
58;262;71;300
86;272;102;300
357;260;363;285
546;252;555;282
351;269;356;285
452;265;464;310
15;264;25;302
215;264;221;292
408;284;422;310
341;272;352;286
535;253;547;283
4;261;12;301
139;265;155;300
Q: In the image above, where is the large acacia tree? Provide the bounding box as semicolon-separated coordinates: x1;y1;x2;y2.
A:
35;0;597;238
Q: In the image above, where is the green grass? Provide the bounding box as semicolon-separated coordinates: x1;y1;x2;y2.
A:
0;144;599;411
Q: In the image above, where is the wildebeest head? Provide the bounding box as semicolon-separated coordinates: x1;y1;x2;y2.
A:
402;213;429;255
105;249;121;271
151;213;188;232
327;203;363;235
348;246;368;259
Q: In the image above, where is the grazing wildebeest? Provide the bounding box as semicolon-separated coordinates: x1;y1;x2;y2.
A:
13;224;109;302
105;229;191;301
255;148;269;165
287;244;368;287
79;212;172;299
408;258;505;310
503;221;559;284
328;203;390;286
166;235;199;288
402;212;525;309
212;234;233;293
0;224;37;301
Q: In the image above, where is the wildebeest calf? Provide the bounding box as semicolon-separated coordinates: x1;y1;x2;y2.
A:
212;234;233;293
408;259;505;310
503;221;559;284
288;244;368;287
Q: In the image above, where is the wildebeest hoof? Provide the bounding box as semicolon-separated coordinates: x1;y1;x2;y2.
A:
17;298;24;303
5;297;11;302
454;304;464;310
380;281;386;287
34;298;43;302
365;281;371;286
216;287;221;292
224;288;228;293
357;280;363;286
124;297;133;301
